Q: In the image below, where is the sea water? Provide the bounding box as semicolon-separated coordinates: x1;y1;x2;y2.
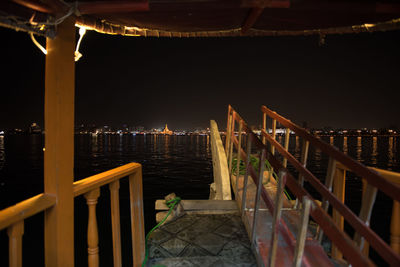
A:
0;134;398;266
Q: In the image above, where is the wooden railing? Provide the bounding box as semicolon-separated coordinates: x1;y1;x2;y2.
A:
0;163;145;267
332;163;400;259
209;120;232;200
225;104;400;266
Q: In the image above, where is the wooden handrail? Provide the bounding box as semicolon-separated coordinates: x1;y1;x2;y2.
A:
335;164;400;256
261;105;400;203
1;163;145;267
261;128;399;265
0;193;56;230
73;163;141;196
227;105;400;266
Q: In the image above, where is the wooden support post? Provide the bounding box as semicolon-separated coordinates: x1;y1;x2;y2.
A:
228;118;235;174
44;16;75;267
391;200;400;254
241;136;252;218
8;221;24;267
332;167;346;260
129;168;145;267
251;149;266;243
268;171;286;267
317;157;337;242
85;188;100;267
225;113;232;155
298;140;309;188
262;113;267;145
293;197;311;267
282;128;290;168
109;180;122;267
270;119;276;155
354;180;377;256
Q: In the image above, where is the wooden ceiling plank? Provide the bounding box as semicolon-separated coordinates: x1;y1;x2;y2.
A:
241;7;264;34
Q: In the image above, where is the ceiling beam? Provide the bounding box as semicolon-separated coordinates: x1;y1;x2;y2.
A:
242;0;290;9
241;8;264;34
77;1;149;15
11;0;54;14
241;0;290;34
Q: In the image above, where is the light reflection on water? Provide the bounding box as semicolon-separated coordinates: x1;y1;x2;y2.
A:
356;136;362;162
0;136;4;170
372;136;378;165
1;134;400;265
388;137;394;168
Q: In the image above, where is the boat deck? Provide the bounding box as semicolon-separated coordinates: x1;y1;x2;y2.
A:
147;212;257;266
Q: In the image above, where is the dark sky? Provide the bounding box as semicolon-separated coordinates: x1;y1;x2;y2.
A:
0;27;399;131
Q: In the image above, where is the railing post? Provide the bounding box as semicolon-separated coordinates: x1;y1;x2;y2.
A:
7;221;24;267
44;16;75;267
228;117;235;174
270;119;277;155
282;128;290;168
241;135;252;218
225;112;232;155
355;179;377;256
317;157;337;242
298;140;309;188
85;188;100;267
129;168;145;267
268;171;286;267
236;122;243;195
332;166;346;260
293;197;311;267
262;112;267;145
391;200;400;254
251;149;266;243
109;180;122;267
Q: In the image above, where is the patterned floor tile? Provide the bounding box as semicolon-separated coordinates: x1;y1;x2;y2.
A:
159;237;190;256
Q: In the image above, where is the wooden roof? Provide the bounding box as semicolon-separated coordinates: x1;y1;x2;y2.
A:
1;0;400;37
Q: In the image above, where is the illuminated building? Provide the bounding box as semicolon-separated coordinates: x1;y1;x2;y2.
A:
160;124;173;135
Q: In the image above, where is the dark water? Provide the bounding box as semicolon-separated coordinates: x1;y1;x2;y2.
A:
0;134;399;266
0;134;213;266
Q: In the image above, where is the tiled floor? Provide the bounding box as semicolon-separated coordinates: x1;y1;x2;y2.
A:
147;213;257;267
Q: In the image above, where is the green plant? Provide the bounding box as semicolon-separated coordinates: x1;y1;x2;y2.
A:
231;155;292;200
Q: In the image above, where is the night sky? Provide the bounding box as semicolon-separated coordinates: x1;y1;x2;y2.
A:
0;27;399;131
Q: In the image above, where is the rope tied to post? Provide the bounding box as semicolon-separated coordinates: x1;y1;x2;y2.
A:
142;196;181;267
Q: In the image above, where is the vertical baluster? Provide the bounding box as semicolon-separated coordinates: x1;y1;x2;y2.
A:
317;157;337;242
225;113;232;155
129;169;145;267
354;180;377;255
270;119;277;155
228;116;235;174
332;166;346;260
268;171;286;267
298;140;309;188
282;128;290;168
241;135;252;218
109;180;122;267
251;149;267;243
293;197;312;267
262;113;267;145
85;188;100;267
236;121;243;195
8;221;24;267
391;200;400;254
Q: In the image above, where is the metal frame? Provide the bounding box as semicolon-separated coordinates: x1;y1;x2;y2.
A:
226;105;400;266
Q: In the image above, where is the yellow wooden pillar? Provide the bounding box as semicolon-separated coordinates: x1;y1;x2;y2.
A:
44;16;76;267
